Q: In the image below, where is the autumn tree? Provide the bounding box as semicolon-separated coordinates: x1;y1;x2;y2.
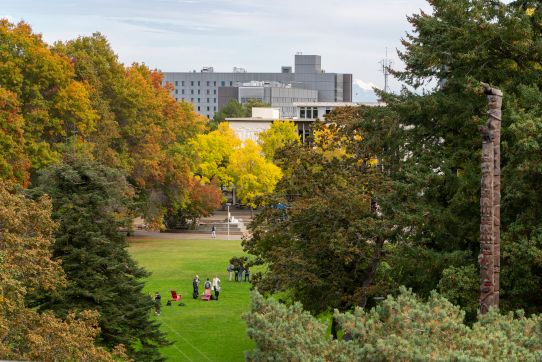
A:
32;157;169;361
257;120;300;161
189;122;241;186
0;88;30;185
228;139;282;208
0;181;122;362
0;19;97;171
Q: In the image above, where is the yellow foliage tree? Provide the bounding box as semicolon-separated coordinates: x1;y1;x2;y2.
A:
228;139;282;208
190;122;241;186
257;120;300;161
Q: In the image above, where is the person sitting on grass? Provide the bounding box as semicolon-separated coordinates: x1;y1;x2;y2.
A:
204;278;212;299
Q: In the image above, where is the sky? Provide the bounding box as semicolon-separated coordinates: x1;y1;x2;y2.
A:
1;0;432;99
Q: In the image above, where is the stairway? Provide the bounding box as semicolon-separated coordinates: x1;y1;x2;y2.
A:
196;208;256;235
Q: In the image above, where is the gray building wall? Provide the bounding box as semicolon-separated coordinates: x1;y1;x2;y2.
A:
163;55;352;119
217;87;239;110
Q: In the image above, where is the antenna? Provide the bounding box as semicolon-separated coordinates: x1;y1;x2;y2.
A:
379;48;393;93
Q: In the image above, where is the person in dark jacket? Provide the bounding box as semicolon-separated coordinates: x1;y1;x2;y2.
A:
154;292;161;315
192;275;200;299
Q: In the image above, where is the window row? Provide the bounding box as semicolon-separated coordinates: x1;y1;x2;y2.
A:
175;89;218;95
172;80;234;87
299;107;319;119
175;97;217;104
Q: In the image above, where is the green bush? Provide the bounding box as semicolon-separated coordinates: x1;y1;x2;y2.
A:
245;287;542;361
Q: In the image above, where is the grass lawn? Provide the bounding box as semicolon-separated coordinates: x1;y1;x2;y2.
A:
128;237;254;362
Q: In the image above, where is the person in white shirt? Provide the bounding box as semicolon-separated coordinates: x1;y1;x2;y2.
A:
212;276;221;301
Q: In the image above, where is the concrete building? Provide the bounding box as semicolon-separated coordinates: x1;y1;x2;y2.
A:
294;101;382;120
218;82;318;118
163;54;352;119
225;108;280;143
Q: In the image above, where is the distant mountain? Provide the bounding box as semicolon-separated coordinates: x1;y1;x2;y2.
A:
352;79;379;102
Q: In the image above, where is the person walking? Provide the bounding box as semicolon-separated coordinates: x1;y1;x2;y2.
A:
227;263;234;281
211;225;216;238
212;276;221;300
154;292;161;316
192;275;200;299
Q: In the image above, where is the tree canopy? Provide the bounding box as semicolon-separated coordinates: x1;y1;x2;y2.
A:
245;288;542;361
32;157;169;361
0;181;122;361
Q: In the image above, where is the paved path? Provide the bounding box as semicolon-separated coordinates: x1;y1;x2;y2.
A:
130;230;243;240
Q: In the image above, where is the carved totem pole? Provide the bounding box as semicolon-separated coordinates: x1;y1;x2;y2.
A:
479;84;502;314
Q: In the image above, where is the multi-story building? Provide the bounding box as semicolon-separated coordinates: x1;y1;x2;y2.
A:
163;54;352;119
218;82;318;118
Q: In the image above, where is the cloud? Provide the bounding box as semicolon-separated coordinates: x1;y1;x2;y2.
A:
354;79;377;91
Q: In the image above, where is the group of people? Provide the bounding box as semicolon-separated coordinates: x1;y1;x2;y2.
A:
227;263;250;282
192;275;221;301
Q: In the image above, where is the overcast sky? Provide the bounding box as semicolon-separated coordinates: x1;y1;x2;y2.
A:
2;0;432;95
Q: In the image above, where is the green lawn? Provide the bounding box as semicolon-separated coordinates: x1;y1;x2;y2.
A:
128;237;254;362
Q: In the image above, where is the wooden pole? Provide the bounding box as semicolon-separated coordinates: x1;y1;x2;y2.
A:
479;84;502;313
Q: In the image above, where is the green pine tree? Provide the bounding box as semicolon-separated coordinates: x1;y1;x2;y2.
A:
32;156;169;361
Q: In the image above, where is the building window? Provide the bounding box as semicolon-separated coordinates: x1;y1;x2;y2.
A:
198;89;201;94
182;81;185;86
214;106;216;111
300;107;306;118
197;81;200;86
198;98;200;102
214;89;217;95
191;98;194;102
214;81;217;86
182;89;185;94
175;81;178;86
206;89;210;95
313;107;318;118
191;81;194;86
207;81;210;86
229;81;233;86
207;98;210;103
191;89;194;94
207;106;210;111
175;89;178;94
198;106;200;111
214;98;216;103
221;81;225;86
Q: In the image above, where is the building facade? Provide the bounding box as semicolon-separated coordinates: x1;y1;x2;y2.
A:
163;54;352;119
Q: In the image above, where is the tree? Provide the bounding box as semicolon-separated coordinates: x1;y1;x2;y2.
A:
189;122;241;186
244;107;399;317
32;157;169;361
257;120;300;161
0;88;30;185
0;19;97;171
227;139;282;208
0;181;121;361
373;0;542;315
245;288;542;361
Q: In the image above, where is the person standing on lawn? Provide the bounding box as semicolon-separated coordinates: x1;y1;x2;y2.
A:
212;276;221;300
154;292;161;316
211;225;216;238
227;263;234;281
192;275;200;299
